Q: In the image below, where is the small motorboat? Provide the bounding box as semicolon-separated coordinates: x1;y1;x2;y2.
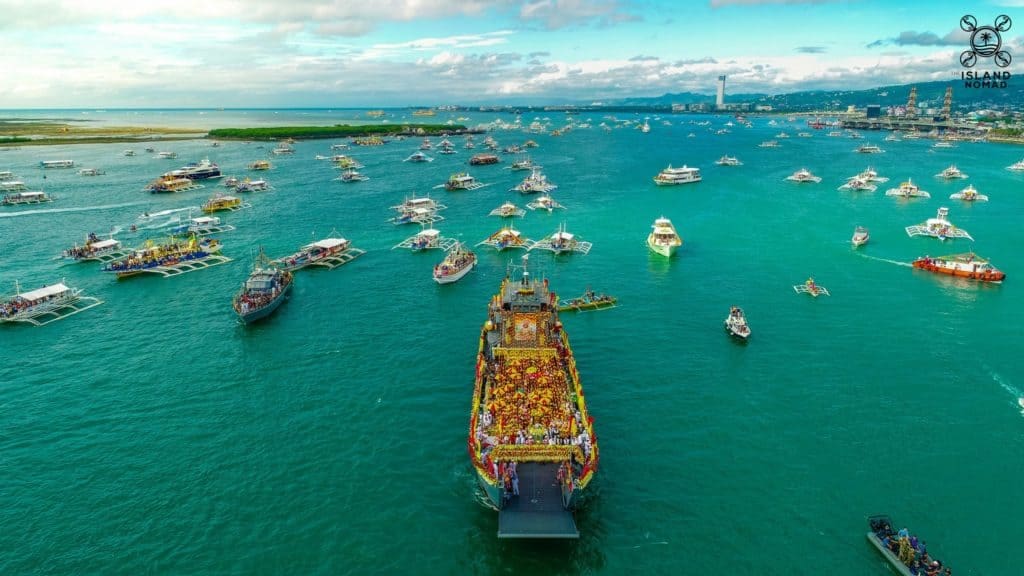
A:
851;226;869;247
724;306;750;340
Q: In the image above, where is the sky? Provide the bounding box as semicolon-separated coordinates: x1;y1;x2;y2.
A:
0;0;1020;108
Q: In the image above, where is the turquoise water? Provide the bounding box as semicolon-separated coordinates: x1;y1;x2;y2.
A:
2;111;1022;575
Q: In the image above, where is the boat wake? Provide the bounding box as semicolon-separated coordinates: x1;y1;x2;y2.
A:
855;253;912;268
0;201;146;218
985;365;1024;416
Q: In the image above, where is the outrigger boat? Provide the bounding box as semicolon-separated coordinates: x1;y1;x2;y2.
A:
136;206;200;228
247;160;271;171
793;277;829;297
1006;159;1024;171
335;156;364;170
234;178;272;193
508;156;540;171
40;159;75;169
404;151;434;163
715;156;742;166
786;168;822;183
336;168;369;183
147;176;203;194
469;153;500;165
646;216;682;257
233;248;294;324
851;226;869;247
935;165;967;179
102;236;231;279
912;252;1005;283
274;236;365;271
0;281;102;326
393;226;457;251
724;306;750;339
949;184;987;202
477;226;534;251
390;196;446;225
758;140;780;148
62;233;128;263
2;191;53;205
905;207;972;241
850;167;889;183
433;242;477;284
0;180;28;192
169;215;235;237
530;224;592;255
442;172;486;191
886;179;930;199
489;202;526;218
512;168;557;194
867;515;950;576
78;168;105;176
838;177;877;192
526;195;565;212
202;193;249;213
468;255;599;538
557;289;616;312
854;144;884;153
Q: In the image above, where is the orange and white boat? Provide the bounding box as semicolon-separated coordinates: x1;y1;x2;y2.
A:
912;253;1005;283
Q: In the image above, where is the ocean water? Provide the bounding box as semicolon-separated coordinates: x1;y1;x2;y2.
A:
1;110;1022;575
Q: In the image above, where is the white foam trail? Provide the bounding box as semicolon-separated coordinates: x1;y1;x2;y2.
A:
0;201;146;218
984;365;1024;415
856;253;913;268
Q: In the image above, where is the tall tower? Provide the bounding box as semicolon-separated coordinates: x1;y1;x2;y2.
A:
906;86;917;118
716;75;726;109
942;86;953;121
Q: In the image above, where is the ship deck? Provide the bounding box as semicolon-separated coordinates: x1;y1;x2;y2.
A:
122;255;233;277
498;463;578;539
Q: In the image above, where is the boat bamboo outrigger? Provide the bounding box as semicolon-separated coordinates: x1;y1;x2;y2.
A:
102;236;231;279
477;226;534;251
393;226;457;251
838;177;877;192
530;224;592;255
274;236;365;271
233;248;294;324
793;277;829;296
949;184;988;202
489;202;526;218
557;289;616;312
468;254;599;538
441;172;487;191
202;193;250;213
905;207;972;241
526;195;565;212
433;242;477;284
886;179;930;199
2;191;53;205
912;253;1005;283
62;233;130;263
512;168;557;194
0;281;103;326
169;215;235;237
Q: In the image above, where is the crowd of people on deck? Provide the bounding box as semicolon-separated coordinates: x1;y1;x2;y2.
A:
104;239;213;272
434;248;475;277
63;233;106;259
234;271;292;315
0;289;63;319
871;518;951;576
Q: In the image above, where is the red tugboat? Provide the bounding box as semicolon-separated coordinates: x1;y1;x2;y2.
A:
912;252;1005;283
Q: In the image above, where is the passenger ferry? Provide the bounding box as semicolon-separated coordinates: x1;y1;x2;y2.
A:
885;179;930;199
935;165;967;179
646;216;682;257
0;281;102;326
40;159;75;169
786;168;822;183
0;180;27;192
512;168;557;193
911;253;1005;283
202;193;246;213
148;176;203;194
433;242;477;284
470;153;500;166
715;156;742;166
274;236;365;271
63;234;125;262
444;172;485;191
2;191;53;205
949;184;988;202
854;144;884;154
78;168;105;176
652;165;701;186
102;236;226;279
233;248;294;324
468;255;599;538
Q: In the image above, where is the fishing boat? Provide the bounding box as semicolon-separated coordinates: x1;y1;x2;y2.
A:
2;191;53;205
202;193;248;213
512;168;557;193
855;144;884;153
0;281;102;326
949;184;987;202
867;515;950;576
233;249;294;324
393;226;457;251
443;172;486;191
935;165;967;179
905;207;972;241
652;165;702;186
531;224;592;255
469;153;500;165
102;236;230;279
405;151;434;163
248;160;271;171
851;226;869;247
526;195;565;212
911;252;1005;283
489;202;526;218
433;242;477;284
148;176;204;194
838;177;877;192
786;168;822;183
793;277;829;296
62;234;127;263
646;216;682;257
1006;159;1024;171
274;236;365;271
885;179;930;199
234;178;272;193
40;159;75;169
467;255;599;538
724;306;750;340
476;226;533;251
557;289;616;312
78;168;105;176
336;169;369;183
715;156;742;166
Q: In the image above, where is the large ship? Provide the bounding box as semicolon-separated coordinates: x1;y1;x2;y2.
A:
163;158;222;181
468;255;599;538
912;252;1005;283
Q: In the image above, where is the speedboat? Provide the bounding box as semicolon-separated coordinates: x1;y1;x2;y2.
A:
949;184;988;202
851;226;869;247
646;216;682;257
1006;159;1024;171
885;179;930;199
935;165;967;179
724;306;750;340
786;168;822;183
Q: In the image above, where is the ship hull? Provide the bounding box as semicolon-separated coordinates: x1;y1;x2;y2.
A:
647;238;678;257
434;260;475;284
912;260;1005;282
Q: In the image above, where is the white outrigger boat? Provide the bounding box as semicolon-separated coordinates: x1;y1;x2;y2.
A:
646;216;682;257
440;172;487;191
0;180;28;192
78;167;105;176
838;177;877;192
786;168;822;183
849;166;889;183
949;184;988;202
854;144;884;154
1006;159;1024;171
715;156;742;166
886;179;930;199
433;242;477;284
390;196;446;225
905;207;973;241
274;236;365;271
62;234;129;263
758;140;780;148
476;226;534;251
170;215;236;237
507;156;540;171
136;206;201;228
511;167;557;193
0;281;103;326
935;165;967;179
793;278;829;297
526;194;565;212
2;191;53;205
489;202;525;218
530;223;592;255
393;226;457;251
724;306;750;340
336;168;369;183
851;226;869;247
235;178;273;193
405;151;434;163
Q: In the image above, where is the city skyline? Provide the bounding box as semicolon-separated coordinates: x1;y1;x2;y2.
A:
0;0;1020;108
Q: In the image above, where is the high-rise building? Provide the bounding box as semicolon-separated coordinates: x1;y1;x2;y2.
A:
716;75;726;109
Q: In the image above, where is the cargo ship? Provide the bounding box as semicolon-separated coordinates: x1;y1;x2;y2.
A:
468;255;599;538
